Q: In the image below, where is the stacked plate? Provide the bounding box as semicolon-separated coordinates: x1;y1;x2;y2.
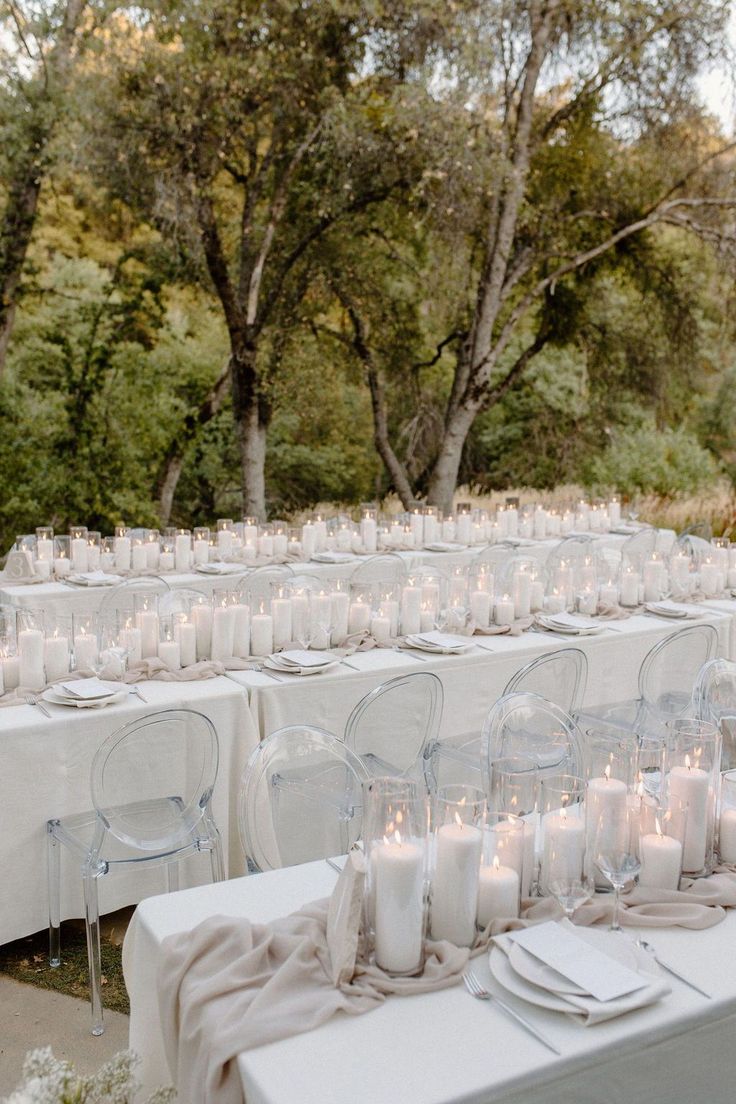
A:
310;551;356;564
424;541;467;553
644;600;702;619
263;649;339;676
536;612;603;636
489;920;668;1025
403;630;475;654
195;562;245;575
65;571;123;587
42;678;127;709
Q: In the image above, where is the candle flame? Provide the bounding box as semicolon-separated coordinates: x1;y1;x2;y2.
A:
454;812;464;829
655;817;662;838
394;830;402;846
396;810;403;825
492;855;500;871
685;754;691;771
510;795;518;808
561;792;569;808
604;764;611;781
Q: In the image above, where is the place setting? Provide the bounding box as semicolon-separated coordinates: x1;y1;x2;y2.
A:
260;649;341;677
41;676;128;709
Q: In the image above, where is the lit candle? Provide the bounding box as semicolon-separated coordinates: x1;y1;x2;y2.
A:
370;614;392;645
217;528;234;558
2;652;20;690
192;602;213;660
174;533;191;572
400;586;422;636
643;556;661;603
73;631;97;671
330;590;349;642
70;537;88;573
54;553;71;578
43;630;70;682
348;599;371;635
290;593;310;644
158;638;181;670
431;815;482;946
599;580;619;607
544;588;565;614
211;603;236;662
174;620;197;667
470;590;492;628
669;755;710;872
18;628;45;690
719;807;736;864
639;817;682;890
271;597;293;650
120;620;142;664
374;830;425;974
495;594;514;627
309;593;332;648
360;516;378;553
512;568;531;618
301;523;316;559
113;535;131;572
620;566;640;607
541;805;586;887
146;535;160;569
131;542;148;572
250;611;274;657
272;529;288;557
136;609;159;659
578;587;597;616
586;766;628;880
700;559;719;597
477;855;520;927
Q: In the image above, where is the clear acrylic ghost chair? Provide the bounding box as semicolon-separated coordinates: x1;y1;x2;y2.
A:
159;585;209;619
426;651;586;792
235;564;293;607
47;708;223;1036
350;553;406;586
239;725;369;872
680;521;713;543
504;647;588;718
621;528;658;571
98;575;170;621
480;692;585;800
344;671;443;787
577;623;718;741
693;658;736;769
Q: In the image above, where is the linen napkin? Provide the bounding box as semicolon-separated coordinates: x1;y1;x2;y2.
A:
157;852;468;1104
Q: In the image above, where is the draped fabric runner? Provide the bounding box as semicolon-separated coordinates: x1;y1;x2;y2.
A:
157;852;736;1104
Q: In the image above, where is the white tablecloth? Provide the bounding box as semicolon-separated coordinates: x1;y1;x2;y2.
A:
0;677;258;945
124;860;736;1104
225;606;736;748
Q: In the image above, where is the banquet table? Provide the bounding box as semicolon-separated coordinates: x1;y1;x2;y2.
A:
225;604;736;752
0;529;662;619
0;676;257;946
124;860;736;1104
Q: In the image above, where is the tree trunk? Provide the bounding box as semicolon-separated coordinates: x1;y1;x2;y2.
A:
158;453;184;527
426;402;479;514
230;336;268;519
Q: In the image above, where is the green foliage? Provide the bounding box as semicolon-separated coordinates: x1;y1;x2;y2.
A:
585;420;719;497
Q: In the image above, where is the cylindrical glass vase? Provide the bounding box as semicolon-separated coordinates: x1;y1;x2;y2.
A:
430;784;485;947
664;719;721;877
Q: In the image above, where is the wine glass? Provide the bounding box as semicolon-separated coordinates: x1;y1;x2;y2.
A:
593;808;641;932
548;874;594;922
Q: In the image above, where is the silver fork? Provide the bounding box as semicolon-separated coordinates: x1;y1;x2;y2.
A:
463;970;560;1054
25;693;51;718
248;663;283;682
130;685;148;703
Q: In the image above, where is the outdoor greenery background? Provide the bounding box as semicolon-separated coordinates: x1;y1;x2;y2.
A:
1;0;735;546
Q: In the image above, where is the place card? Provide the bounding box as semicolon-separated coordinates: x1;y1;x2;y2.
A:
278;649;333;667
508;921;648;1002
60;678;115;700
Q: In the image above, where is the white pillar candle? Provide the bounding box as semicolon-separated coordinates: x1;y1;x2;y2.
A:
420;582;440;616
273;532;288;557
522;819;536;897
400;586;422;636
131;544;148;572
43;634;70;682
470;590;492;628
193;538;209;565
291;594;310;644
158;640;181;670
232;605;250;658
669;760;710;872
370;614;392;645
113;536;131;572
242;542;256;563
272;598;293;650
599;582;619;607
309;593;332;643
146;539;160;569
719;808;736;863
477;858;520;926
544;590;565;614
2;654;20;690
533;508;547;541
54;556;71;578
410;511;424;546
34;559;52;580
578;588;597;616
19;629;45;690
643;558;661;602
70;537;88;573
541;808;586;886
374;835;425;974
217;530;233;558
441;518;456;542
456;514;472;545
381;598;399;638
609;499;621;527
554;563;572;595
250;613;273;657
73;632;97;671
586;771;628;873
530;579;545;612
639;827;682;890
0;660;4;694
159;550;175;571
389;521;403;547
336;526;352;550
700;561;719;596
174;534;191;572
431;821;482;946
620;567;640;607
313;519;327;551
258;534;274;557
670;554;690;593
174;621;197;667
86;544;100;570
301;523;316;559
120;625;142;664
36;538;53;561
512;570;531;618
136;611;159;659
419;607;435;633
360;518;378;552
495;595;515;626
211;605;236;661
192;603;213;660
348;600;371;636
547;512;561;537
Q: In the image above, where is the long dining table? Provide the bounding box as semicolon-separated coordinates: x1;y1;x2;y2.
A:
124;859;736;1104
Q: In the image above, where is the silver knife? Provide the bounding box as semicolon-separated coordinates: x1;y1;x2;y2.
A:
491;992;561;1053
649;952;712;999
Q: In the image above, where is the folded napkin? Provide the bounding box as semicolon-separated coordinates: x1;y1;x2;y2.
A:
195;562;246;575
473;616;534;637
65;571;124;586
157;852;468;1104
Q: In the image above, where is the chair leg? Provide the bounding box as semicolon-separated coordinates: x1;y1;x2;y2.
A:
209;832;225;883
47;822;61;968
82;863;105;1037
166;862;180;893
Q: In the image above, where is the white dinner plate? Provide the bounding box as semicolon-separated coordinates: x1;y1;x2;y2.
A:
644;601;702;619
507;930;639;997
42;687;128;709
263;657;340;676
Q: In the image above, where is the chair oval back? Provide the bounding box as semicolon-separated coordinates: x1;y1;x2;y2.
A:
90;708;219;851
239;725;369;871
481;691;584;798
98;576;170;621
350;554;406;587
621;528;658;571
235;565;293;607
159;586;209;619
639;623;718;718
344;671;443;778
503;648;588;716
693;657;736;769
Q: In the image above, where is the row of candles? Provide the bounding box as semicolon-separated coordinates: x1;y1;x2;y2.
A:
365;720;725;976
14;497;625;578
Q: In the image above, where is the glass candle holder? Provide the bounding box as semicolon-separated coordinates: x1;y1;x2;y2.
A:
478;812;524;927
719;770;736;865
637;794;687;890
16;608;46;691
35;527;54;562
585;725;640;790
133;594;160;660
488;756;537;896
664;719;721;877
72;612;99;672
362;778;429;976
538;774;586;896
430;784;486;947
53;535;71;578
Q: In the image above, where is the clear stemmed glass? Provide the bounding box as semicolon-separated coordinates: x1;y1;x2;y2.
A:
548;874;595;922
593;809;640;932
